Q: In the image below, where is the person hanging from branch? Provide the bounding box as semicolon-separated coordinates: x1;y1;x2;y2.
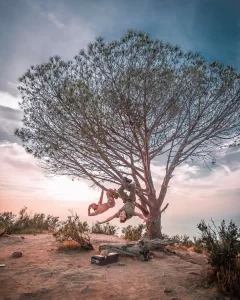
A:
98;178;149;224
88;188;119;216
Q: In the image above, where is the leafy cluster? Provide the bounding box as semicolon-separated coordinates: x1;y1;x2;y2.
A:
197;220;240;296
122;224;146;241
91;222;119;235
53;213;93;250
0;207;59;234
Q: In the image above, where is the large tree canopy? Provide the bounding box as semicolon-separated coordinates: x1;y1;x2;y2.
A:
16;30;240;238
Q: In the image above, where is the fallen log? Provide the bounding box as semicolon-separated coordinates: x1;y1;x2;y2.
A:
99;239;179;261
139;238;179;251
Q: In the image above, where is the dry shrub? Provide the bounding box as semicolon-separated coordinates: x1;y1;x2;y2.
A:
54;212;93;250
198;219;240;296
58;240;82;251
0;207;59;234
122;224;146;241
91;222;118;235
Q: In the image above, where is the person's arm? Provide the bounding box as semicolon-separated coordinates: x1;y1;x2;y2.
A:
134;212;148;222
88;205;99;216
98;189;104;205
97;213;118;224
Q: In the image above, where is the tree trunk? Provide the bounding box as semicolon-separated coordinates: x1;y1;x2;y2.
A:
146;210;162;240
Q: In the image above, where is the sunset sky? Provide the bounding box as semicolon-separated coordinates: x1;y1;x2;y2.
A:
0;0;239;238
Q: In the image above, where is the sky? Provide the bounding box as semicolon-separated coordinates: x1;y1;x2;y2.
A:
0;0;240;238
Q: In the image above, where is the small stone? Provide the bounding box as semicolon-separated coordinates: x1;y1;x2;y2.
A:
164;287;172;293
118;263;125;266
162;273;165;277
107;265;110;268
20;236;25;239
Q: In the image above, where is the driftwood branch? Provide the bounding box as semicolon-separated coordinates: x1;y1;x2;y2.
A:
99;238;179;261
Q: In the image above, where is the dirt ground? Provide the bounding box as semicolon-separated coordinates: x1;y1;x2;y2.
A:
0;234;230;300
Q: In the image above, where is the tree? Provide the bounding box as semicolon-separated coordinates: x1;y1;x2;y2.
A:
15;30;240;239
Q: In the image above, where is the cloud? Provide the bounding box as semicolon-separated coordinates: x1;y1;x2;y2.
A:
0;91;21;110
45;13;65;29
0;104;22;143
7;81;20;89
0;142;100;202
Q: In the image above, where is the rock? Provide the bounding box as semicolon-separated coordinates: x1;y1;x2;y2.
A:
12;251;23;258
20;236;25;239
118;263;125;266
164;287;172;293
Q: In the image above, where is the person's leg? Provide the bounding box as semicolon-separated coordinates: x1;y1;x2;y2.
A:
117;185;128;202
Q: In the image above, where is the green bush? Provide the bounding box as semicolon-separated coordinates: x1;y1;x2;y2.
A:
53;213;93;250
0;207;59;234
162;233;195;247
171;234;194;247
91;222;119;235
192;236;203;253
122;224;146;241
197;219;240;296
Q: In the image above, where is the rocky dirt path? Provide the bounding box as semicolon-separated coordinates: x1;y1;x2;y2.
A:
0;234;225;300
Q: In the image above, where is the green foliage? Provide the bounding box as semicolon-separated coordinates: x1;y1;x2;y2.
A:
122;224;146;241
197;219;240;296
171;234;194;247
192;236;204;253
53;213;93;250
0;207;59;234
91;222;119;235
162;233;197;248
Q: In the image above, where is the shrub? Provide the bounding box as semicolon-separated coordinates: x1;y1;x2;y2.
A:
53;213;93;250
0;207;59;234
171;234;194;247
122;224;146;241
91;222;118;235
162;233;195;247
58;240;82;251
192;236;204;253
197;219;240;296
0;212;17;234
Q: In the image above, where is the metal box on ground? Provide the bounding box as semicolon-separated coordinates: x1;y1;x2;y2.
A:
91;253;119;266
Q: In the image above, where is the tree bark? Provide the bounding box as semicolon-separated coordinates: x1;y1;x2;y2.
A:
146;210;162;239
